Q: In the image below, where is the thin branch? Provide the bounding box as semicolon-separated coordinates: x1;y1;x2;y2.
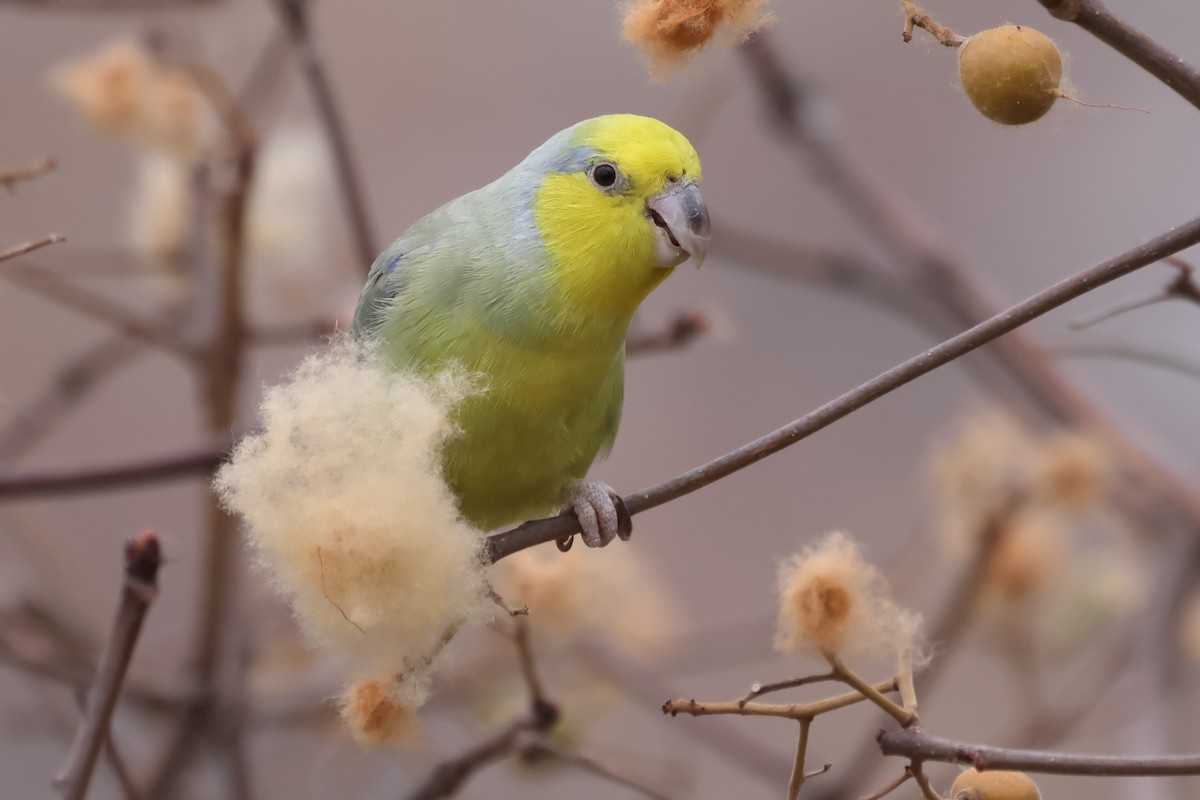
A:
512;617;549;712
71;688;141;800
713;227;929;329
0;234;64;264
0;0;222;8
404;720;527;800
828;655;914;728
0;267;192;357
663;679;899;721
1052;341;1200;382
51;531;161;800
878;727;1200;776
1036;0;1200;113
909;762;942;800
859;768;913;800
0;443;226;499
521;738;673;800
626;310;711;357
272;0;377;270
785;719;812;800
486;212;1200;561
900;0;966;46
0;157;56;189
739;671;838;705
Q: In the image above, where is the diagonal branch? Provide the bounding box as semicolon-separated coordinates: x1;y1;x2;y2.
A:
1035;0;1200;113
272;0;377;270
51;531;161;800
0;267;193;357
486;214;1200;561
0;234;64;264
0;156;56;189
878;727;1200;776
0;444;227;499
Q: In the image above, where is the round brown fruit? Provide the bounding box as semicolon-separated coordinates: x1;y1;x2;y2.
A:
958;25;1063;125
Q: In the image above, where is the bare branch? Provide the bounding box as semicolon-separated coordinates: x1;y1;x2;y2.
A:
1036;0;1200;113
878;727;1200;776
0;332;149;461
0;234;64;264
827;655;915;728
520;738;674;800
909;763;942;800
739;671;838;705
0;157;56;189
626;310;711;357
786;719;813;800
900;0;966;47
859;768;913;800
663;678;899;721
272;0;377;270
404;720;526;800
0;443;226;499
486;213;1200;561
51;531;161;800
0;0;221;8
0;267;193;357
1051;341;1200;382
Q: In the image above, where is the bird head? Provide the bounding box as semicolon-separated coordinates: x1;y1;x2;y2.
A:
531;114;710;315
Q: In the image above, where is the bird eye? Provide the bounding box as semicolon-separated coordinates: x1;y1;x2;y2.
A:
590;162;619;189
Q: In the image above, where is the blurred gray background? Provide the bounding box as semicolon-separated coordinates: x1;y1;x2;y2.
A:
2;1;1199;798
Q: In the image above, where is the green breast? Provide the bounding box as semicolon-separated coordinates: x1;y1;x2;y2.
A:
381;311;627;531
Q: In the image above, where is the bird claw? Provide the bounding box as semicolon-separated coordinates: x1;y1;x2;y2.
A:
564;481;632;548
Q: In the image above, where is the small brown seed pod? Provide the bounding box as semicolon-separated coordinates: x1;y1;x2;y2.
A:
950;767;1042;800
958;25;1063;125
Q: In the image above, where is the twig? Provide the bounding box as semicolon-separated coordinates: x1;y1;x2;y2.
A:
712;228;929;329
1052;342;1200;381
878;727;1200;776
512;617;549;711
900;0;966;47
70;688;141;800
626;310;710;356
663;678;899;721
0;333;145;461
0;157;56;189
521;738;674;800
0;444;227;499
909;762;942;800
51;531;161;800
316;547;364;634
1070;259;1200;329
486;212;1200;561
139;63;258;800
785;719;813;800
0;267;192;357
0;234;64;264
405;719;528;800
272;0;377;270
1036;0;1200;113
859;768;913;800
827;655;914;728
739;671;838;705
0;0;221;8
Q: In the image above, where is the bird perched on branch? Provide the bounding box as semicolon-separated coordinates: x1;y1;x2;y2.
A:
353;114;709;547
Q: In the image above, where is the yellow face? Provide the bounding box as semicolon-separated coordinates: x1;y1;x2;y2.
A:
534;115;703;316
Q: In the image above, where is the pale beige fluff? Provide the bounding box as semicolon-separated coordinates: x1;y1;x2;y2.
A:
215;338;488;705
775;532;926;667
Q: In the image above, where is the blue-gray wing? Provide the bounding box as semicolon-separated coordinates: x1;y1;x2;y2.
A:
352;239;413;336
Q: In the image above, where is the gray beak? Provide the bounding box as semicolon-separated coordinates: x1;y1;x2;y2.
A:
647;179;710;268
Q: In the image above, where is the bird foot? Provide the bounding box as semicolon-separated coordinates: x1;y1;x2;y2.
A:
562;481;632;549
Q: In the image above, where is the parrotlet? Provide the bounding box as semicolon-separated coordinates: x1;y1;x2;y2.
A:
353;114;709;547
